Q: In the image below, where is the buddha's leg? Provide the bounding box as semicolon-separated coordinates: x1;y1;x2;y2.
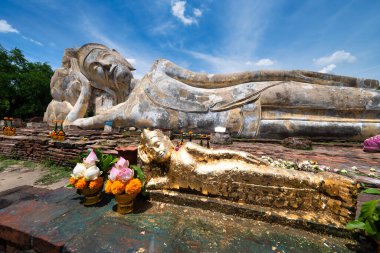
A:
185;163;357;220
258;82;380;139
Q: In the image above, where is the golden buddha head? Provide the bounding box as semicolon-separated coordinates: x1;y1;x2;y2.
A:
138;129;174;164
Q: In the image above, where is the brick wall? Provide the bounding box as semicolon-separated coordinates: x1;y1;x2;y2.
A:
0;128;140;166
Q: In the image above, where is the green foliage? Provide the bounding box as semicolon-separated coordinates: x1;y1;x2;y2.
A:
363;188;380;195
0;155;21;171
0;44;53;119
346;199;380;240
0;156;71;185
131;164;147;196
35;160;72;185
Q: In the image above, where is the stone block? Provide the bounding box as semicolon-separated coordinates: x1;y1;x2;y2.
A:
32;235;64;253
281;137;312;150
210;132;232;145
26;122;47;129
0;226;31;249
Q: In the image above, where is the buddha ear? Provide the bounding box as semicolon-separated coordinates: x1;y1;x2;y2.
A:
138;144;152;164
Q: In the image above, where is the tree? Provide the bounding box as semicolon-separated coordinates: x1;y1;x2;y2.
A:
0;45;53;120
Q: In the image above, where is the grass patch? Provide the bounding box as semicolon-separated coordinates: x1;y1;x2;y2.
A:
22;160;39;169
34;160;72;185
0;155;20;172
0;156;72;186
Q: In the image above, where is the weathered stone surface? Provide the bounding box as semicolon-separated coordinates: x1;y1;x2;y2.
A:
282;137;312;150
44;43;380;140
43;43;135;127
210;132;232;144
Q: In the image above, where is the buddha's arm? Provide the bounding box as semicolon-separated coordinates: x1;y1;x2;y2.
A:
160;59;379;89
64;59;92;125
183;142;267;166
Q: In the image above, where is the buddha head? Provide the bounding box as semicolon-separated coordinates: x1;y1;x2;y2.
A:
138;129;174;164
77;43;135;103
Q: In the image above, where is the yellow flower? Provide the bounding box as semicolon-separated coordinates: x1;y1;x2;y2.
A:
69;177;77;185
89;177;103;190
104;180;113;194
111;180;126;195
75;177;87;190
125;178;142;195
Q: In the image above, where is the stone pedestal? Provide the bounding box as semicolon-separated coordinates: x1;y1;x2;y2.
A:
210;132;232;145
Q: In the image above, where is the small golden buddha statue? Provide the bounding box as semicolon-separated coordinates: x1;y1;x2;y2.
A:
138;129;358;227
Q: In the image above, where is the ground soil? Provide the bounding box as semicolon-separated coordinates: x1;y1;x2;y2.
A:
0;163;67;192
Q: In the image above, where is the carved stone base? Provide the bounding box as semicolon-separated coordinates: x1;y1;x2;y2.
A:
148;189;353;236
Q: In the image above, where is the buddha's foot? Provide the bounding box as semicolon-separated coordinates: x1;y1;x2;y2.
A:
319;172;358;207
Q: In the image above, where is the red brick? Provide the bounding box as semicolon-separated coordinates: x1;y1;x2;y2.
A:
0;226;30;248
32;236;64;253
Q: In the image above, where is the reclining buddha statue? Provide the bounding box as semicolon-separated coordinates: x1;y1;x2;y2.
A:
138;129;358;228
44;43;380;140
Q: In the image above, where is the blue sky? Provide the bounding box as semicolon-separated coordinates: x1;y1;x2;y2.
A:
0;0;379;80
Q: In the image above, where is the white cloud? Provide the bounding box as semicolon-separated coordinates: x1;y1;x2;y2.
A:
0;19;43;46
245;58;275;67
149;21;176;35
171;1;201;26
319;64;336;73
313;50;356;65
22;36;43;46
187;51;277;73
193;8;202;17
255;58;275;66
0;19;19;33
126;58;136;65
187;50;243;73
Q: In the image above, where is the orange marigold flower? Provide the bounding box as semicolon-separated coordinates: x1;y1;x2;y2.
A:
111;180;126;195
89;177;104;190
75;178;87;190
125;178;142;195
69;177;77;185
104;180;113;194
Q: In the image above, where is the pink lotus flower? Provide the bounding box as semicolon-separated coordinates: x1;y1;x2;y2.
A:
109;166;119;181
115;157;129;170
117;167;134;182
83;149;99;165
108;157;134;182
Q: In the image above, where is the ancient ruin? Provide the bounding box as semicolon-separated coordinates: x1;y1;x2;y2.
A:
0;43;380;252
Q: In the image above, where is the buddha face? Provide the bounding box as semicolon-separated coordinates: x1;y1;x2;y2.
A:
138;129;174;164
76;44;135;104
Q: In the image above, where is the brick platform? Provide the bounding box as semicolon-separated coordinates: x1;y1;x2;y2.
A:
1;186;376;253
